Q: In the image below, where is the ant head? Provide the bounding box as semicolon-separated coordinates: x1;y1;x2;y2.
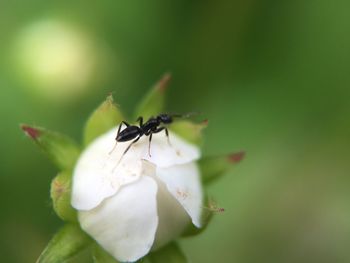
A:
157;114;172;124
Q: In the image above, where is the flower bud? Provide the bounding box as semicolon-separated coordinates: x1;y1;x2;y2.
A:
22;76;244;263
71;127;203;262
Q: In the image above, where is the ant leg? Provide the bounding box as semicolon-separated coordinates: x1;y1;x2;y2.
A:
109;121;130;155
123;136;140;157
109;123;123;155
165;128;171;146
122;121;130;127
153;127;164;133
144;130;152;157
136;116;143;126
112;136;141;172
148;133;153;157
153;127;171;146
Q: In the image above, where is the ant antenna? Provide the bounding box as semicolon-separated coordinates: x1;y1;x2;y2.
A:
111;155;123;173
108;141;118;155
171;111;201;119
108;121;128;156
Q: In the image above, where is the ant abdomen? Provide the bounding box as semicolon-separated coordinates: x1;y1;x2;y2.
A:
117;126;141;142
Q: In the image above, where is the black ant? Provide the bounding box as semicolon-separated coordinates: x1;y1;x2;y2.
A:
109;113;192;160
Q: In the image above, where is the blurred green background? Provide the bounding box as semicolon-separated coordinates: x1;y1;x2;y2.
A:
1;0;350;262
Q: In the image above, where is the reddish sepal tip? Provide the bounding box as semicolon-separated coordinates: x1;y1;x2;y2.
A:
228;151;245;163
201;119;209;126
21;124;41;140
157;72;172;92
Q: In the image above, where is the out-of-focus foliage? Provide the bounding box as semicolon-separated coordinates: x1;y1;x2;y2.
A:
1;0;349;262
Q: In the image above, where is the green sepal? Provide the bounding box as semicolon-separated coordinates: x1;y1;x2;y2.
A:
148;242;187;263
137;257;151;263
199;151;245;185
134;73;171;120
170;120;208;146
83;94;124;146
50;171;77;222
37;224;91;263
92;243;120;263
181;195;213;237
21;124;81;170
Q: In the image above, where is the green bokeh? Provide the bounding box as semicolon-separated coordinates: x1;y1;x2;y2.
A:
1;0;349;262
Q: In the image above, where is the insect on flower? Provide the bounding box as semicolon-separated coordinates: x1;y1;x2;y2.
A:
22;74;244;263
109;113;197;159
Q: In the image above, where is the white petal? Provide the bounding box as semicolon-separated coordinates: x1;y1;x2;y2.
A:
150;175;190;250
156;163;203;227
72;126;200;210
78;176;159;262
71;129;144;210
141;130;201;168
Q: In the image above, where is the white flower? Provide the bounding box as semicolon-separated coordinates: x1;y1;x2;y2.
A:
71;126;203;262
